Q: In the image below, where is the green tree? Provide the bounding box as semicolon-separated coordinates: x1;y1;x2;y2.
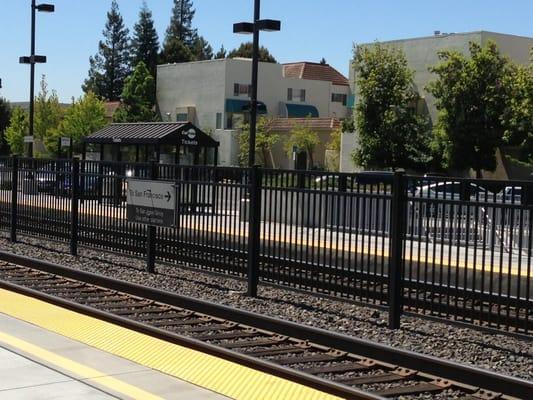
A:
192;35;213;61
160;37;195;64
284;120;320;168
131;2;159;77
501;62;533;165
50;92;107;156
228;42;277;63
0;98;11;155
113;61;157;123
83;0;130;101
5;108;28;155
352;43;430;171
238;117;279;167
160;0;196;63
35;76;63;155
427;41;511;177
214;45;227;59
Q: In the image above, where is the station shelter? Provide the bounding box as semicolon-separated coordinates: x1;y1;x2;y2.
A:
83;122;220;207
83;122;219;166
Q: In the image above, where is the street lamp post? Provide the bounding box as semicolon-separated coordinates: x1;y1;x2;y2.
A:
19;0;54;157
234;0;280;167
234;2;280;298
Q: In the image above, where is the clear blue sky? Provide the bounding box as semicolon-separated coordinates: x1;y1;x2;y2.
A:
1;0;532;102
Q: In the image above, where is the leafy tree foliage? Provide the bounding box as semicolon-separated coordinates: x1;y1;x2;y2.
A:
113;62;157;123
0;98;11;155
35;76;63;154
83;0;130;101
159;37;195;64
160;0;197;63
427;41;511;177
501;62;533;166
214;45;227;59
238;117;279;167
192;35;213;61
131;2;159;77
50;92;107;156
284;120;320;168
165;0;197;48
5;108;28;155
228;42;277;63
352;43;430;171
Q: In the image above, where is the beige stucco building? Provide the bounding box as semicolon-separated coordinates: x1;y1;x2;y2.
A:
157;58;350;167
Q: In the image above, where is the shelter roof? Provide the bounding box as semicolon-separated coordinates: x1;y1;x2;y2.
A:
84;122;219;147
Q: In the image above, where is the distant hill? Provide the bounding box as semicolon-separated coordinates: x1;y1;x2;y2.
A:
10;102;71;112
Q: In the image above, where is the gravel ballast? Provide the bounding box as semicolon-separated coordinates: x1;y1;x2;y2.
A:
0;233;531;383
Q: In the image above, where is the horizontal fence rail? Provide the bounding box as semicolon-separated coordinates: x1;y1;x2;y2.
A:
0;155;531;334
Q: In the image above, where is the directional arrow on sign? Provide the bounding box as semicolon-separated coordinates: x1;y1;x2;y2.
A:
165;191;171;202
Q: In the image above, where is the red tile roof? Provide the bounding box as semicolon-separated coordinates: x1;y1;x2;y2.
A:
104;101;121;119
282;62;349;86
271;118;341;132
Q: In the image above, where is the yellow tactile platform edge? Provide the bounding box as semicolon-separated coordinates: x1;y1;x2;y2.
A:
0;288;342;400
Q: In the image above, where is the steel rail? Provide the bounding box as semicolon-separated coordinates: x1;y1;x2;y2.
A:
0;250;530;400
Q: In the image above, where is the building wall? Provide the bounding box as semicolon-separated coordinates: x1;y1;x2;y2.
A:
157;60;227;129
157;58;350;132
269;131;333;170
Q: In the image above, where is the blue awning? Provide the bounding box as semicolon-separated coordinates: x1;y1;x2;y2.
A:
225;99;267;114
285;104;319;118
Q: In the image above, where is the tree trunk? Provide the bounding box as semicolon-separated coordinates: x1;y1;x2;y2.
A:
476;169;482;179
268;149;276;169
308;150;314;170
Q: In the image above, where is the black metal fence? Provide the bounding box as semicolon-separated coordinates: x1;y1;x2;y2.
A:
0;156;531;334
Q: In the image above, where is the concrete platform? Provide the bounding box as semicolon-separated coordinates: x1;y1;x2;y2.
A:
0;313;229;400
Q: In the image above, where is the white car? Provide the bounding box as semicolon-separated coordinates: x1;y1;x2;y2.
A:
414;181;489;201
501;186;522;204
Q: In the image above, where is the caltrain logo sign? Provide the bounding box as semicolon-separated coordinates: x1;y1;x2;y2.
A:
181;128;199;146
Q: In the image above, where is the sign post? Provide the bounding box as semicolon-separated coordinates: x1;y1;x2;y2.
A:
126;177;176;273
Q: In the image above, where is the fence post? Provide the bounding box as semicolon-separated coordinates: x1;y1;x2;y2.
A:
10;155;18;243
247;165;262;297
388;171;406;329
70;158;80;256
146;160;158;273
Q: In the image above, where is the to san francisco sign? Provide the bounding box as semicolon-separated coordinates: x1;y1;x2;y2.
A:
126;179;176;227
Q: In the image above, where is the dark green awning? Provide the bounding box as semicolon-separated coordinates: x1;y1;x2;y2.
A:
225;99;267;114
285;103;319;118
347;95;355;108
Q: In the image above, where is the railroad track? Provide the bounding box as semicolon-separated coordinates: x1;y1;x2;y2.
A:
0;252;530;400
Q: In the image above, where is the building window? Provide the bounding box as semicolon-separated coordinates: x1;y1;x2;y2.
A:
216;113;222;129
234;83;251;97
288;88;306;102
287;88;293;101
331;93;348;106
176;113;188;122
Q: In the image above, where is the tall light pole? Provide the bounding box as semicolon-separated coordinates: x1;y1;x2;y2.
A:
19;1;54;157
234;0;280;167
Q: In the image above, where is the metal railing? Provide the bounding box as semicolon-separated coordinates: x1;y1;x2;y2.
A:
0;155;531;334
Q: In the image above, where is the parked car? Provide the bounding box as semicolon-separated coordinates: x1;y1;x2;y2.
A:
500;186;522;204
414;181;489;200
413;181;493;217
34;163;69;194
